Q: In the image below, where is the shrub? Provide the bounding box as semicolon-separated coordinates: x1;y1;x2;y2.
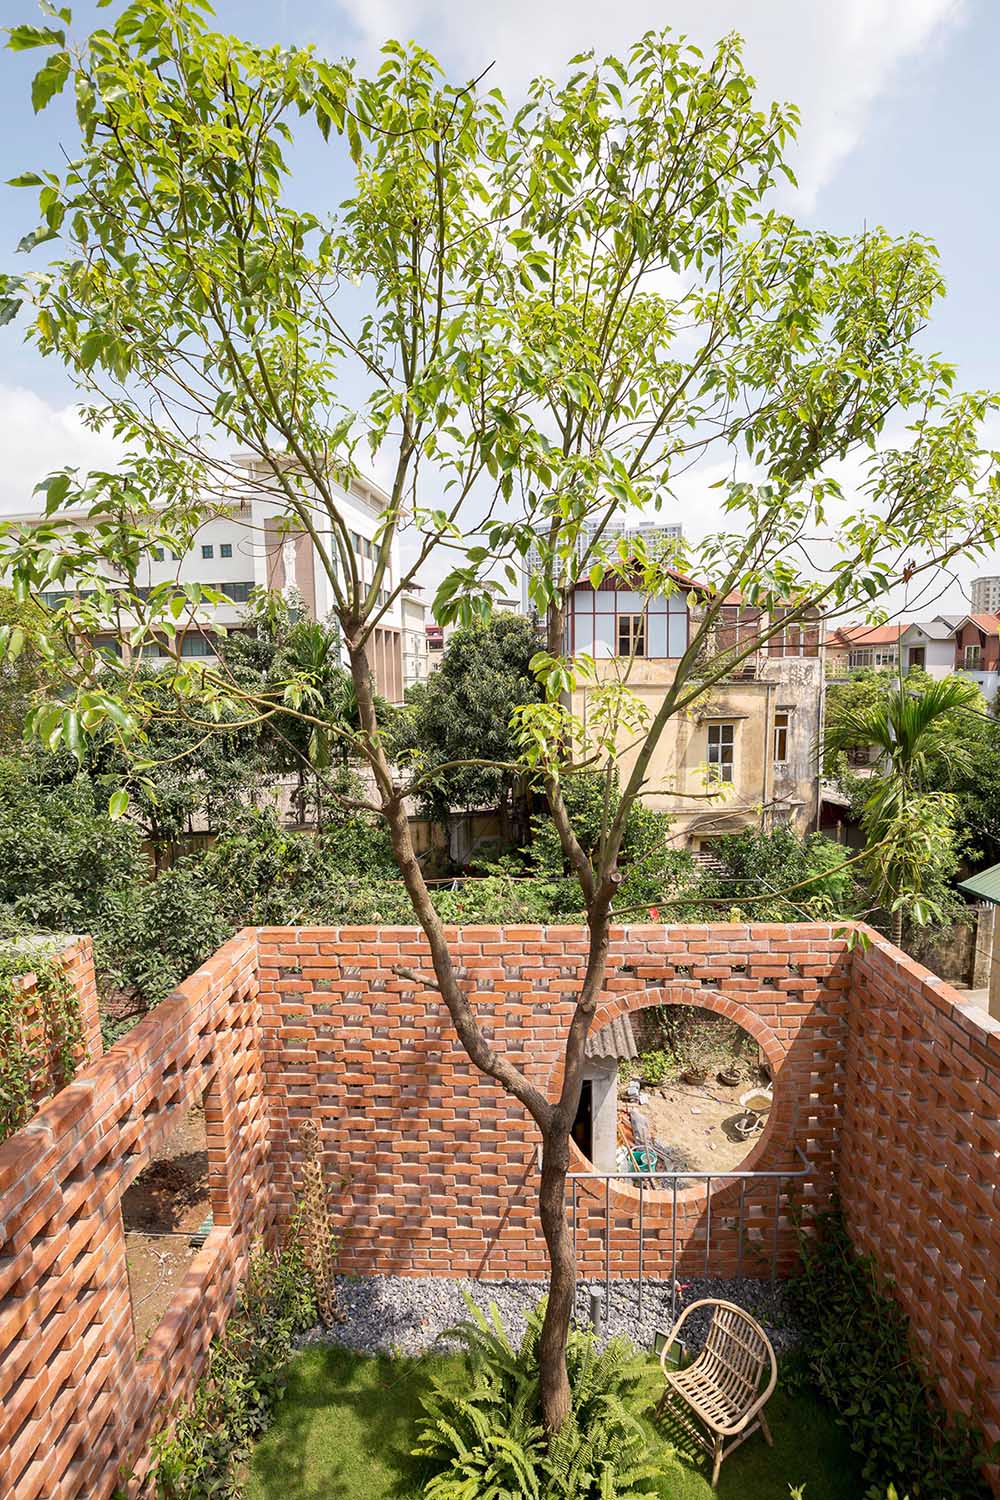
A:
791;1210;994;1500
638;1049;672;1087
413;1297;660;1499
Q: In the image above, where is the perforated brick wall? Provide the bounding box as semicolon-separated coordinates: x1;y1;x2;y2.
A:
259;923;850;1280
3;922;1000;1498
0;930;267;1500
843;936;1000;1459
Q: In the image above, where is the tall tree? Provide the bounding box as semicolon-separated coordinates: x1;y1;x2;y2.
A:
396;613;542;839
4;4;1000;1428
823;675;984;943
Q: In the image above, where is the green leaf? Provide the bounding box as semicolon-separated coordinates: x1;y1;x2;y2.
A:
108;787;129;820
31;50;70;112
6;25;65;51
6;172;43;187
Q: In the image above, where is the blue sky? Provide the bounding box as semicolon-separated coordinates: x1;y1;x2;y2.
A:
0;0;996;613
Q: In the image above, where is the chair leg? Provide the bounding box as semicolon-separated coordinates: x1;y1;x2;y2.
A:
759;1410;773;1448
711;1435;723;1488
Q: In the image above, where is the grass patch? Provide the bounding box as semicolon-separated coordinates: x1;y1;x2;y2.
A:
245;1345;862;1500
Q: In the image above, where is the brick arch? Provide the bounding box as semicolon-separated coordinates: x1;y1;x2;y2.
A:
552;984;791;1210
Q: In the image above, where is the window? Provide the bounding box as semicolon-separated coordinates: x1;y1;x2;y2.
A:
201;544;214;560
617;613;646;657
220;543;232;559
965;643;982;669
908;646;925;670
773;710;790;764
180;633;214;658
153;546;165;561
215;580;254;603
707;722;735;782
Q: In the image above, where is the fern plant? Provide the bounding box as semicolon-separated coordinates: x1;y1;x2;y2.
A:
413;1297;661;1500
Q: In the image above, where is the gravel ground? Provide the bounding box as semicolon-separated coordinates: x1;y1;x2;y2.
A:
300;1273;801;1359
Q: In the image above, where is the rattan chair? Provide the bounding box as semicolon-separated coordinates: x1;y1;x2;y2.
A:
655;1298;777;1487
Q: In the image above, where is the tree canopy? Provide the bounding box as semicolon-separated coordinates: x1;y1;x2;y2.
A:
5;0;1000;1428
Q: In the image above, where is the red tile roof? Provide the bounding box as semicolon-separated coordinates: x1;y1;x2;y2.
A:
828;624;903;649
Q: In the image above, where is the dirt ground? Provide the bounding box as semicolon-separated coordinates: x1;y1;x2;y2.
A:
122;1103;210;1350
635;1077;767;1173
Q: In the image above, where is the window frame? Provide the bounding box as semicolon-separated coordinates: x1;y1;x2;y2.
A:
219;542;233;559
773;709;790;765
964;642;982;670
200;543;214;560
616;612;646;658
706;721;736;782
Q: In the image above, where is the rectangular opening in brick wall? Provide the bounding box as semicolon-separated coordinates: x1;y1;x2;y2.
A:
121;1093;211;1351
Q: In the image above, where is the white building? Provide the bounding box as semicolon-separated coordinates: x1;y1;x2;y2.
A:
520;519;683;611
899;617;963;679
9;455;408;704
400;590;430;692
971;577;1000;615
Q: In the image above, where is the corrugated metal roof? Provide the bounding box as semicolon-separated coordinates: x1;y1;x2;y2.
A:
585;1015;639;1061
958;864;1000;904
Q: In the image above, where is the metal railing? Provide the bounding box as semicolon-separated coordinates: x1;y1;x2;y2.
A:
567;1146;811;1327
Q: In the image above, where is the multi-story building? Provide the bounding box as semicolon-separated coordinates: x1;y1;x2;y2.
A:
898;616;963;678
825;623;903;676
566;572;824;847
8;455;408;703
400;590;430;692
520;519;683;612
970;576;1000;615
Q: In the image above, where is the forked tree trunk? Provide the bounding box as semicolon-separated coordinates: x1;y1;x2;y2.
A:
347;630;609;1436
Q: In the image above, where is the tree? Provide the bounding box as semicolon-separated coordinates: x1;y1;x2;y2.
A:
396;613;542;837
822;675;984;943
0;587;68;750
823;666;922;773
4;5;1000;1429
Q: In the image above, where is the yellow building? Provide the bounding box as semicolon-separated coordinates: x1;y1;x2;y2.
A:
567;579;823;849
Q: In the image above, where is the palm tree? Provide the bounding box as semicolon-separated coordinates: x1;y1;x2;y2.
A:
823;675;984;944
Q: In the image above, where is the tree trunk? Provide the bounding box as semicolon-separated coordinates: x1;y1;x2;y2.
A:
538;1120;575;1432
891;909;903;948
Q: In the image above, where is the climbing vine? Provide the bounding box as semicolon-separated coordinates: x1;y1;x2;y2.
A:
0;945;85;1142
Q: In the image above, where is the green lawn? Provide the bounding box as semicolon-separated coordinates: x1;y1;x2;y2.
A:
245;1345;862;1500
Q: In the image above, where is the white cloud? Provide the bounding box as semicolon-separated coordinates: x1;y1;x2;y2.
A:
331;0;965;208
0;386;123;516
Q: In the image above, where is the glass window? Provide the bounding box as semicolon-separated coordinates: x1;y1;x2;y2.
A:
647;613;667;657
220;543;232;559
139;640;166;658
153;546;165;561
594;590;617;614
667;613;687;657
617;614;645;657
180;634;214;657
965;643;982;669
707;722;735;782
774;710;790;763
201;544;214;560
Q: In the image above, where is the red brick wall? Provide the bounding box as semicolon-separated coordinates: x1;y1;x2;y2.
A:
8;936;102;1118
4;921;1000;1498
259;923;850;1280
0;931;267;1500
843;934;1000;1459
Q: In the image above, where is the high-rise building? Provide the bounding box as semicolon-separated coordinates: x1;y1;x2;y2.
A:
970;577;1000;615
520;519;683;611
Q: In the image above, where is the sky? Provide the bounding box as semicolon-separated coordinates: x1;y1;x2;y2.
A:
0;0;997;619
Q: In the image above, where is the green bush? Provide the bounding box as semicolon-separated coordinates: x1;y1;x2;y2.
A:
791;1210;994;1500
143;1217;317;1499
638;1050;672;1087
413;1297;660;1499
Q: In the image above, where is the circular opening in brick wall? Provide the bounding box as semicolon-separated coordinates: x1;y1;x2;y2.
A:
555;986;788;1209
